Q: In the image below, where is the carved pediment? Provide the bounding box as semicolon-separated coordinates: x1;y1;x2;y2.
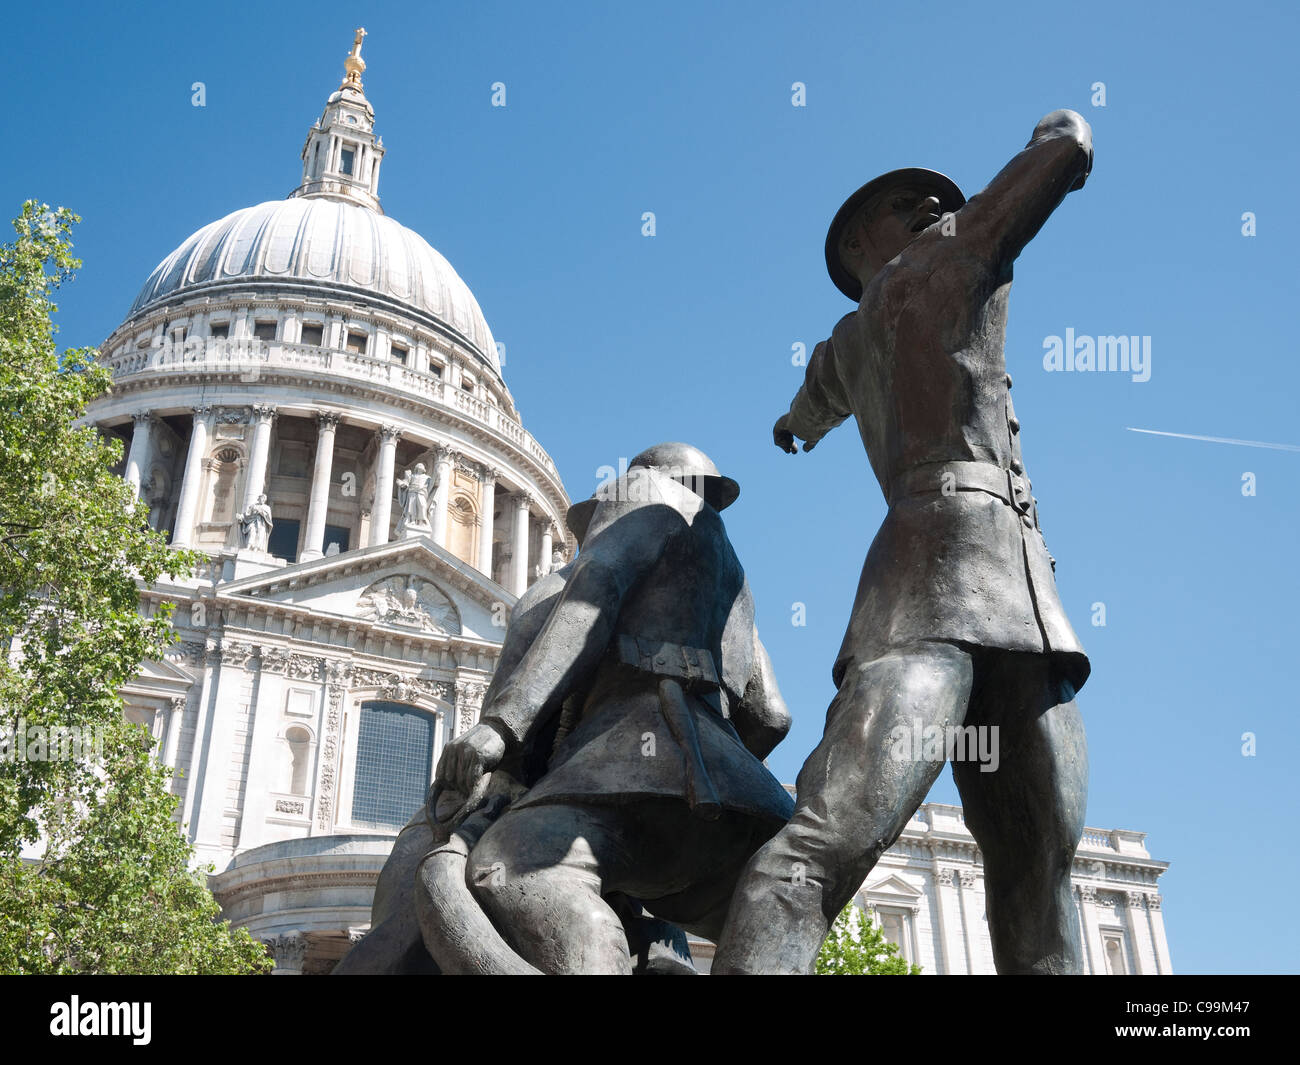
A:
139;654;201;683
217;538;514;621
864;874;924;899
355;574;460;635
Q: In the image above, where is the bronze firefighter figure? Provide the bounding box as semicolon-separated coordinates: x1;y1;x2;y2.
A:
337;442;794;974
714;110;1096;975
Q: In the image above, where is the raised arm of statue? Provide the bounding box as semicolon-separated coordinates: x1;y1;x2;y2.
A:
953;109;1093;269
775;329;854;454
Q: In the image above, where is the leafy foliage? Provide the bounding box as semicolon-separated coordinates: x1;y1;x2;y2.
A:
815;902;922;975
0;201;269;973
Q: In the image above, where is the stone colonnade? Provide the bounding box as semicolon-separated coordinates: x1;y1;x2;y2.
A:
135;405;560;592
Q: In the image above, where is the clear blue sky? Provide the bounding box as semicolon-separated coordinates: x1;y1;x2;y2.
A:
4;0;1296;974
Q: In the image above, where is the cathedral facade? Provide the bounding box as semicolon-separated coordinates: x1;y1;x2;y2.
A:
88;34;569;973
86;34;1172;975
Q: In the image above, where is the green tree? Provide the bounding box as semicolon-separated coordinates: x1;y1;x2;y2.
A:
815;903;922;975
0;201;270;973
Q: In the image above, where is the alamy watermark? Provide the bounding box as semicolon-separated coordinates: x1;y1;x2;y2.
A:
0;719;106;763
889;721;1000;773
50;997;151;1045
1042;328;1151;382
147;332;270;367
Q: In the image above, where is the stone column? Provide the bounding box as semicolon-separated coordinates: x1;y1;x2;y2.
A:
240;404;277;512
538;523;554;578
179;640;220;833
171;407;213;548
957;869;982;974
477;467;497;576
1145;894;1172;974
511;493;532;596
369;426;402;547
300;411;341;562
1077;885;1106;974
1125;891;1157;975
192;641;257;861
930;866;956;975
263;932;307;975
124;412;154;499
430;446;456;547
162;695;187;768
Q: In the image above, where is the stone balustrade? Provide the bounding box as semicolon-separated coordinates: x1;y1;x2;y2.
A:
99;339;558;477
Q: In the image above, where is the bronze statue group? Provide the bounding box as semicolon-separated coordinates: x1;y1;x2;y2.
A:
337;109;1097;976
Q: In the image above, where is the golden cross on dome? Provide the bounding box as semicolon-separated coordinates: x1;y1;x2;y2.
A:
342;27;368;89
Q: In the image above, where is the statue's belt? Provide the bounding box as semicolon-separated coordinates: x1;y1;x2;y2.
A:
611;634;721;692
609;634;725;821
890;460;1036;521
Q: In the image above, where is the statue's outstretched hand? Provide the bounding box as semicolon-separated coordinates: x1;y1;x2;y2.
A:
434;722;506;803
1030;109;1093;192
773;415;798;455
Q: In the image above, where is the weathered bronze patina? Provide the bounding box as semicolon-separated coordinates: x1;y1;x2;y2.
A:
714;110;1095;976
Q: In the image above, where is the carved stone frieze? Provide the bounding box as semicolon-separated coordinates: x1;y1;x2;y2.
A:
287;654;322;681
220;640;257;669
315;660;352;829
165;641;206;666
454;678;488;734
351;667;449;705
260;647;290;674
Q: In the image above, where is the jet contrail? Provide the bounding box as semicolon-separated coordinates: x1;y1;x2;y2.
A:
1126;428;1300;453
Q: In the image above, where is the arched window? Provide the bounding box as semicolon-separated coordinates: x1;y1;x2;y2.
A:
349;701;435;830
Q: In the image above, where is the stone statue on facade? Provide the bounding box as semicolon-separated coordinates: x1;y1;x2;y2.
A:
237;493;273;553
713;110;1096;976
335;443;794;975
396;462;434;536
535;546;565;579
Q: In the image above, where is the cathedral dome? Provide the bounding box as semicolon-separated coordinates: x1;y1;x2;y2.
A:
128;197;501;379
95;26;569;583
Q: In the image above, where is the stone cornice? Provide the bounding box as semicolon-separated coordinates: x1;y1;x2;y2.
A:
212;869;381;908
141;588;506;661
217;535;514;612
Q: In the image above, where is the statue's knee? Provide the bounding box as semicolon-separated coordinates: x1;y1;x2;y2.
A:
773;815;868;887
464;837;517;903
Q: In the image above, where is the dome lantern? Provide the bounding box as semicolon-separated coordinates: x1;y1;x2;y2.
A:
291;28;385;213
